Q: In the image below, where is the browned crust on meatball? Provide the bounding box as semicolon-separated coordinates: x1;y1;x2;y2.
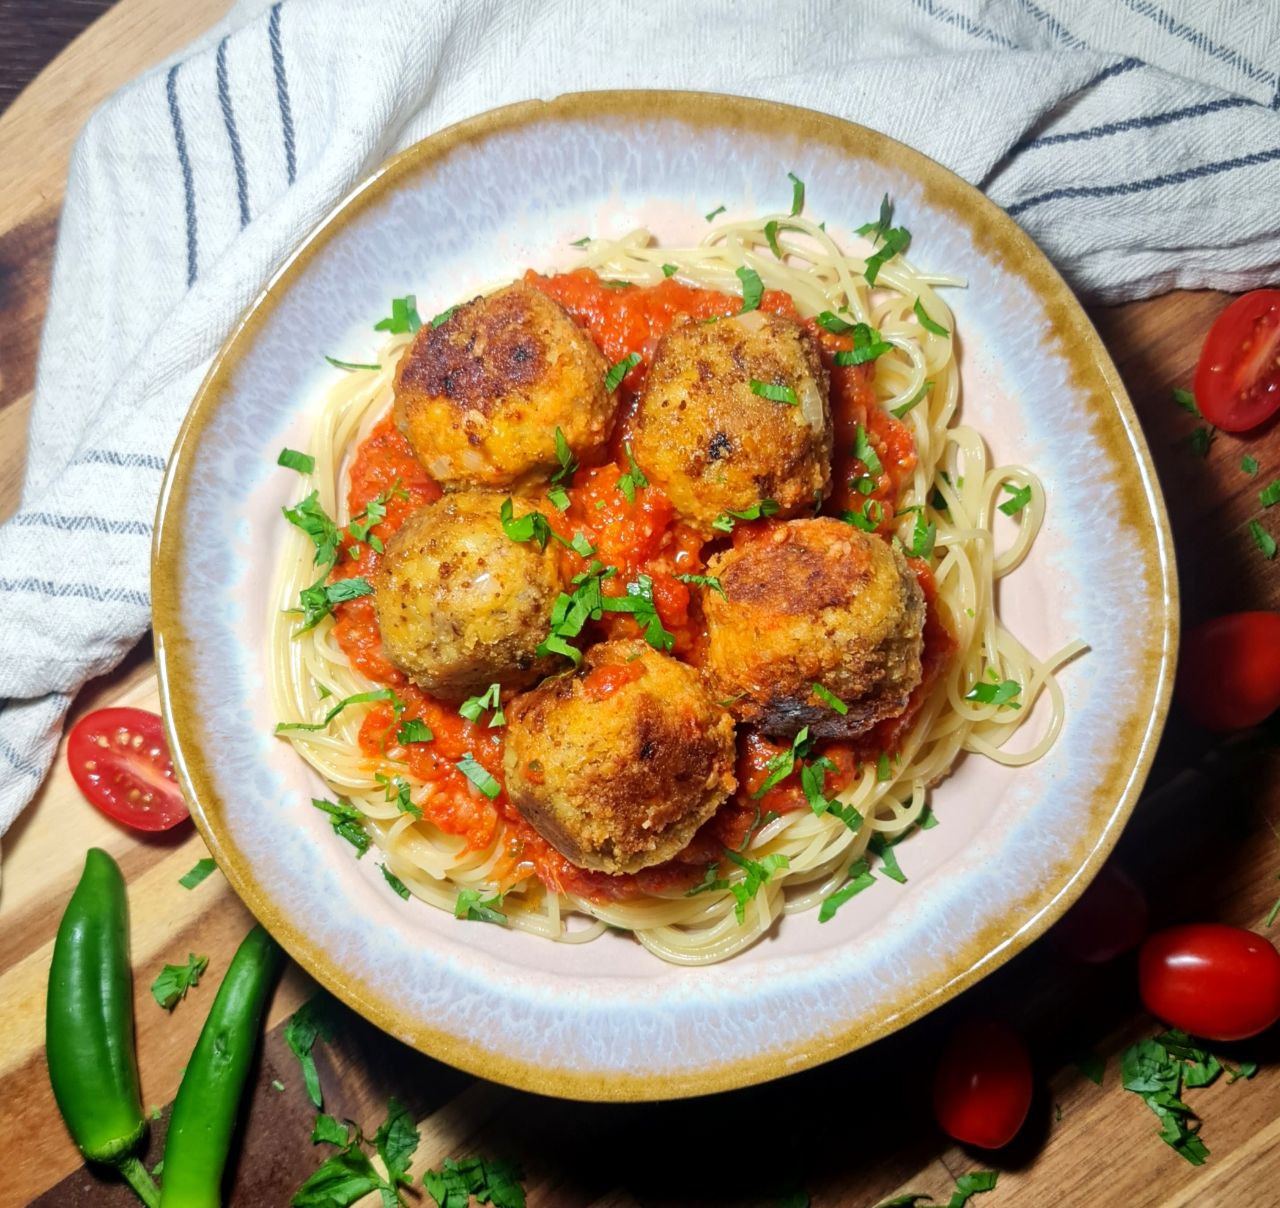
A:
393;281;614;490
374;491;565;700
704;519;925;740
630;311;832;527
503;640;738;874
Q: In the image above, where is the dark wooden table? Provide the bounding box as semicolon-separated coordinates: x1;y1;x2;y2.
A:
1;5;1278;1207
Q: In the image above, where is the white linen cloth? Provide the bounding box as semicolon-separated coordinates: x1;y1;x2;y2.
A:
2;0;1279;835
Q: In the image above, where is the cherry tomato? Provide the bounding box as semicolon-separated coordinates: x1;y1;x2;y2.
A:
1053;863;1148;963
66;707;188;831
1193;289;1280;432
1138;924;1280;1042
1176;611;1280;732
932;1017;1033;1149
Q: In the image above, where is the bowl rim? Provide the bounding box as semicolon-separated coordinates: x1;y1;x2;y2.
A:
152;89;1178;1102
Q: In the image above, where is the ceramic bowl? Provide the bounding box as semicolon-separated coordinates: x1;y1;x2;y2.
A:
153;92;1177;1101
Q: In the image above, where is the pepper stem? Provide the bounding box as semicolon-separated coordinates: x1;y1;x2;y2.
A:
117;1154;162;1208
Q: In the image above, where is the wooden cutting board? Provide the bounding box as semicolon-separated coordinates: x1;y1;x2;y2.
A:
1;4;1278;1206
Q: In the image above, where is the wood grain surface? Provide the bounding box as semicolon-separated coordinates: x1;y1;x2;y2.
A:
1;5;1278;1207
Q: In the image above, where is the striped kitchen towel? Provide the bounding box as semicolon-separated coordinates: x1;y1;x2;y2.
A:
2;0;1278;835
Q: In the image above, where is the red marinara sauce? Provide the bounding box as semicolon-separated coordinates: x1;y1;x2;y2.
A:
325;268;947;901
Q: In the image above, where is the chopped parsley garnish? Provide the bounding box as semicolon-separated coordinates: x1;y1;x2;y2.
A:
294;571;362;626
600;573;676;652
396;718;433;744
919;803;939;829
178;857;217;889
863;225;911;286
1075;1050;1106;1085
380;863;411;899
150;953;208;1010
323;356;380;372
535;559;617;665
373;295;422;334
454;888;508;926
1249;519;1277;559
841;498;884;533
423;1156;526;1208
346;481;405;555
856;193;893;242
570;235;590;247
800;755;863;832
285;994;335;1108
294;1097;421;1207
787;170;805;215
456;754;501;799
853;423;883;476
601;279;631;290
909;511;937;559
459;683;506;727
1172;387;1201;416
1187;425;1216;457
284;491;341;567
913;297;950;337
1261;479;1280;508
661;263;678;277
705;204;726;222
617;442;649;503
891;379;933;419
499;496;553;550
819;859;875;922
688;849;791;924
869;833;907;883
547;486;570;512
811;683;848;714
430;305;457;328
605;352;641;393
876;752;893;782
764;220;785;258
550;426;577;485
1242;455;1259;476
750;379;798;405
376;772;421;819
999;482;1033;516
310;796;370;856
964;674;1022;708
711;498;780;532
276;685;399;733
736;265;763;313
816;311;855;334
833;323;893;366
675;573;727;599
753;727;812;798
278;447;315;473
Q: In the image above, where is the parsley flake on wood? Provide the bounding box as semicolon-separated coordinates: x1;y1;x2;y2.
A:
913;297;950;337
455;888;508;925
373;295;422;335
310;797;370;856
1249;520;1277;560
605;352;641;393
423;1156;526;1208
324;356;380;372
310;1113;351;1148
1261;479;1280;508
750;379;798;405
1187;425;1216;458
276;686;400;733
374;1097;420;1192
285;995;336;1108
291;1147;381;1207
459;683;506;727
178;857;217;889
873;1172;998;1208
293;1097;420;1208
278;448;315;473
456;754;501;799
834;323;893;366
380;863;411;899
1172;387;1201;416
1242;455;1259;476
1075;1051;1106;1085
736;265;764;313
150;953;208;1010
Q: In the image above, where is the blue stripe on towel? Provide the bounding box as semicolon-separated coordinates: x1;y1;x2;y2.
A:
165;63;199;287
0;578;151;608
72;450;167;472
216;37;252;228
12;513;153;537
269;3;297;184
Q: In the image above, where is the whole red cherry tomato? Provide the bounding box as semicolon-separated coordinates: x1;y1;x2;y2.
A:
932;1017;1033;1149
1193;289;1280;431
1053;863;1148;963
1176;611;1280;732
66;707;188;831
1138;924;1280;1042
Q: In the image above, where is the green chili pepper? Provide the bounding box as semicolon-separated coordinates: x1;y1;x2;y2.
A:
46;848;160;1207
159;923;282;1207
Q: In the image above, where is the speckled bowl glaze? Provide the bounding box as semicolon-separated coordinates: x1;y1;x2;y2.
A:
153;93;1177;1101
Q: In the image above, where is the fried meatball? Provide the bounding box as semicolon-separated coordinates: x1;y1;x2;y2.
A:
374;491;564;700
704;518;925;740
393;281;614;491
630;310;832;528
503;640;737;874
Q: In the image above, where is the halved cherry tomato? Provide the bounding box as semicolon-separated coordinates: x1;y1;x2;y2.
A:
1052;863;1148;963
66;707;188;831
1139;924;1280;1042
1193;290;1280;432
1176;611;1280;732
932;1017;1033;1149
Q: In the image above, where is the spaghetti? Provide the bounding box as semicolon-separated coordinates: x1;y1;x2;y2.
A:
269;206;1083;966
